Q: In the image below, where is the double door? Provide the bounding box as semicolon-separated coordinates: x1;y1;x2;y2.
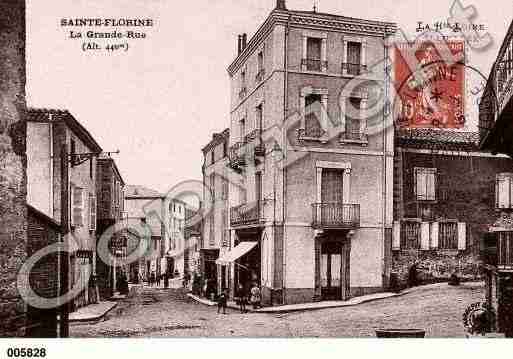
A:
320;238;350;301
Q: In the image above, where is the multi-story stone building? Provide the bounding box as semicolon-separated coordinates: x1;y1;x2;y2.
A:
95;154;125;298
201;129;230;292
124;185;187;280
479;19;513;337
216;0;396;305
392;128;513;288
27;109;103;311
124;185;166;280
0;0;27;337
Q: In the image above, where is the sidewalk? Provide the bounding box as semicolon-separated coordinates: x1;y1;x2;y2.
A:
69;301;117;324
187;281;484;314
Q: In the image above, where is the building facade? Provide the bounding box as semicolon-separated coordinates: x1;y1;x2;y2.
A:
27;109;103;311
95;155;125;298
216;1;397;305
0;0;27;337
393;129;513;287
201;129;230;294
479;20;513;337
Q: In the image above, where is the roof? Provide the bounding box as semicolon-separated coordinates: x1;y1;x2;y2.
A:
28;108;103;153
124;184;162;199
97;154;125;186
27;204;61;229
396;128;480;152
202;128;230;154
228;6;396;75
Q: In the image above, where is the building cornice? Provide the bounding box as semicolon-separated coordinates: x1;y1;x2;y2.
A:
227;9;396;76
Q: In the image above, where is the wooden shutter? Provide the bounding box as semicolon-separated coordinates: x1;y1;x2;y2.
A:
415;169;427;200
457;222;466;250
72;186;84;226
347;42;361;65
307;37;321;60
426;171;436;200
321;169;344;203
89;193;97;231
496;174;511;208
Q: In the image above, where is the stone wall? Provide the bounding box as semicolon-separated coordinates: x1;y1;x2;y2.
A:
0;0;27;337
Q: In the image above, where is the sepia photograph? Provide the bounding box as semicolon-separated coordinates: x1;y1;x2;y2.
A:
1;0;513;356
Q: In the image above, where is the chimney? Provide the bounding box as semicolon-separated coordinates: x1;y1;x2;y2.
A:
276;0;287;10
237;34;242;54
242;33;247;50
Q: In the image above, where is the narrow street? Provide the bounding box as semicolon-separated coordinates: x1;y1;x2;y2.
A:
71;282;484;338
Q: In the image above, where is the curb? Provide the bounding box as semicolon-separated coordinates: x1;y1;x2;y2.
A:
185;281;484;314
69;302;118;325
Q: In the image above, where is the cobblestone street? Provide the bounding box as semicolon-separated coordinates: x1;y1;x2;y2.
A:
71;282;484;338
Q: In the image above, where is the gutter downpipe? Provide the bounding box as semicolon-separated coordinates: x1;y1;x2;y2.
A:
281;14;291;304
382;33;389;288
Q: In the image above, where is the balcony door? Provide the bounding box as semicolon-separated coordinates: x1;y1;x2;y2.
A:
320;169;344;225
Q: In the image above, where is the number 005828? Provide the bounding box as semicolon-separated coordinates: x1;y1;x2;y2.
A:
6;347;46;358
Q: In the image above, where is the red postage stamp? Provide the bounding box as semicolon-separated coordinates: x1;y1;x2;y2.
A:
394;40;466;129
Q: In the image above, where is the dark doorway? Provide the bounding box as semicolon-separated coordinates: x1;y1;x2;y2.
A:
320;235;350;301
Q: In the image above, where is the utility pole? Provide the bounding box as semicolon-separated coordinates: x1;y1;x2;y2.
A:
59;143;70;338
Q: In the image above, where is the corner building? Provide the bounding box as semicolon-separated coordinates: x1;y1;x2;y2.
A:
218;1;397;305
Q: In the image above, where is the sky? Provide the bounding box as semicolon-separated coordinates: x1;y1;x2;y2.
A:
26;0;512;193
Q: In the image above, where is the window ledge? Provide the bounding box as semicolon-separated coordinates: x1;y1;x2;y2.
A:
299;135;329;144
339;138;368;146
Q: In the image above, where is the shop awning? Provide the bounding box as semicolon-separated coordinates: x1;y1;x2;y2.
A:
215;242;257;265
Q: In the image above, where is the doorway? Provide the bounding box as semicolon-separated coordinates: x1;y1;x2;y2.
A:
320;237;350;300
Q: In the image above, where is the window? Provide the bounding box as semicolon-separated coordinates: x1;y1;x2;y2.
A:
70;139;77;165
71;185;84;227
345;42;362;75
256;104;263;131
223;141;227;157
256;51;265;82
209;214;215;247
439;221;458;249
211;150;215;165
240;118;246;141
89;192;97;231
345;97;362;140
221;209;228;247
400;220;420;249
414;167;436;201
221;177;228;200
305;37;322;71
305;94;323;137
239;69;247;99
210;174;215;202
496;173;513;208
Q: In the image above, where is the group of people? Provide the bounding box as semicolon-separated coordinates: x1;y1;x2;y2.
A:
217;282;261;314
147;271;169;288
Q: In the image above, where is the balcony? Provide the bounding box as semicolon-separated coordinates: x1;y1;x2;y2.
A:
342;63;367;76
311;203;360;229
230;200;264;227
239;87;247;100
301;58;328;72
228;141;246;172
255;69;266;83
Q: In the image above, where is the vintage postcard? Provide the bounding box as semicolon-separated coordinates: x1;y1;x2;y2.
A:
1;0;513;356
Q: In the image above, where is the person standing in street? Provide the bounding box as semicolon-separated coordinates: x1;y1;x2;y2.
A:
250;283;261;309
217;288;228;314
235;283;247;313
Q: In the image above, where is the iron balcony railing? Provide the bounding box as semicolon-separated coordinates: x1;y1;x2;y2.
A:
311;203;360;229
230;200;264;226
255;69;266;83
342;62;367;76
302;58;328;72
239;87;247;100
400;220;421;250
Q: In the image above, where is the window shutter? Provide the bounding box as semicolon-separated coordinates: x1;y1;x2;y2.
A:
420;222;430;250
392;221;401;250
89;193;97;231
416;170;427;200
426;171;436;200
497;174;510;208
457;222;466;250
72;186;84;226
430;221;439;249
